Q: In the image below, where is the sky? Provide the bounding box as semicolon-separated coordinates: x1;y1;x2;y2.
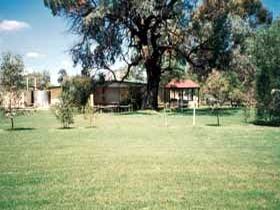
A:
0;0;78;84
0;0;279;84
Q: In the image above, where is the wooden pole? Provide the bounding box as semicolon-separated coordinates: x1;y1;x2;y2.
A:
26;76;29;91
34;77;37;90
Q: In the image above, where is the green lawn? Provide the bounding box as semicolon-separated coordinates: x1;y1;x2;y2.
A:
0;109;280;209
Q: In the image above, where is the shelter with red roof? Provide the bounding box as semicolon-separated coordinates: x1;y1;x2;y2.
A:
164;79;200;108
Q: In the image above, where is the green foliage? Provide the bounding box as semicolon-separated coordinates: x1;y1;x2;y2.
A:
0;52;24;91
204;70;230;106
203;70;245;125
190;0;271;78
57;69;67;84
250;20;280;121
57;71;93;116
204;70;228;126
0;52;25;130
226;72;245;106
71;76;93;112
53;80;74;128
229;48;256;106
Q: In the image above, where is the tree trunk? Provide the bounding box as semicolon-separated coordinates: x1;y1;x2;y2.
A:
143;60;161;110
216;108;220;126
9;95;14;130
11;117;14;130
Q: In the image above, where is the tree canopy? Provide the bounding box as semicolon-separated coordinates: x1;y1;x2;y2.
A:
0;52;24;91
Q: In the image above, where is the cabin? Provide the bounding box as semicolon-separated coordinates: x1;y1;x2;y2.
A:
93;79;200;110
94;81;145;110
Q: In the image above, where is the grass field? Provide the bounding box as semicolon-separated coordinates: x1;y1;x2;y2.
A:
0;109;280;209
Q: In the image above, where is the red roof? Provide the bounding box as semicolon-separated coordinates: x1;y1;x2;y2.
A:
165;79;200;89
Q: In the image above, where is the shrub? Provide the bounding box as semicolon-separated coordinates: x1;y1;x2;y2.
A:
53;80;74;128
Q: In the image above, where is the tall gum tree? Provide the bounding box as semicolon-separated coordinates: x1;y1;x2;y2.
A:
44;0;270;109
189;0;272;79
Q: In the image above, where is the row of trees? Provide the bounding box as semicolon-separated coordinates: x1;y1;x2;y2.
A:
200;18;280;125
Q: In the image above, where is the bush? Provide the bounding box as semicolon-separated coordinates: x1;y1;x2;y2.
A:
71;76;93;113
54;102;74;129
53;80;74;128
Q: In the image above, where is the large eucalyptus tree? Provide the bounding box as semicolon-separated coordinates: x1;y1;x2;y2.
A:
44;0;202;109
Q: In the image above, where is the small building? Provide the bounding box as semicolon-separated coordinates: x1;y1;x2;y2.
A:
94;81;145;109
164;79;200;108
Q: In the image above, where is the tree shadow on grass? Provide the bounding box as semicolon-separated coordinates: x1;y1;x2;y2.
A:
6;127;36;131
84;126;98;129
206;123;221;127
57;127;75;130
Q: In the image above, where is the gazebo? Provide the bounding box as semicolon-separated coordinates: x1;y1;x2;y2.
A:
164;79;200;108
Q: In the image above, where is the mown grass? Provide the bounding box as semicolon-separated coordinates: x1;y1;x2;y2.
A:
0;109;279;209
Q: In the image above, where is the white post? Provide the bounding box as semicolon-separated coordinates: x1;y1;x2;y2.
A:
90;94;95;126
90;94;94;107
193;102;196;126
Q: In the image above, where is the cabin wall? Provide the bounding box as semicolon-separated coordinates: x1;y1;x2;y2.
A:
49;88;61;105
94;83;145;108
